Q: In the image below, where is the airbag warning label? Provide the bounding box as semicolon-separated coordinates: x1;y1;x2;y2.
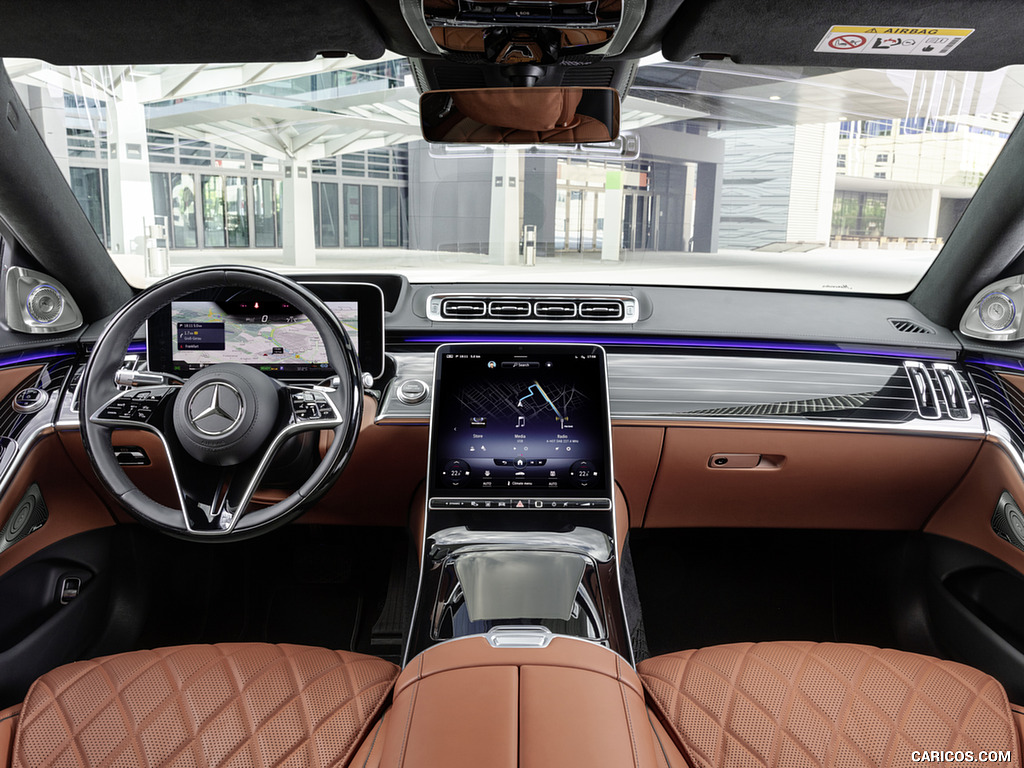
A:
814;26;974;56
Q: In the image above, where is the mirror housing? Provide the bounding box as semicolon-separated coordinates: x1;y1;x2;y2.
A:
420;87;620;144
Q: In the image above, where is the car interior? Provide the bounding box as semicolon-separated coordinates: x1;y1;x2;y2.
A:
5;1;1024;766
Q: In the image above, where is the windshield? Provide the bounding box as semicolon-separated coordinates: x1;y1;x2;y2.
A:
6;55;1023;293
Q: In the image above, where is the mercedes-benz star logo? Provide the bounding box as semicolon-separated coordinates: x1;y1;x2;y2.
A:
187;382;244;436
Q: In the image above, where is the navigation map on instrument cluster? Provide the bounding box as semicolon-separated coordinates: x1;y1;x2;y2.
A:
171;300;358;367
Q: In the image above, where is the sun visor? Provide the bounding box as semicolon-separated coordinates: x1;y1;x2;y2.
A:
0;0;387;64
662;0;1024;71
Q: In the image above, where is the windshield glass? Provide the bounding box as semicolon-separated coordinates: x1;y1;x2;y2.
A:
6;55;1024;293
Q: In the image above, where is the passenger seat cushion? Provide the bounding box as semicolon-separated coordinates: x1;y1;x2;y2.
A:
12;643;398;768
1;706;19;768
638;641;1020;768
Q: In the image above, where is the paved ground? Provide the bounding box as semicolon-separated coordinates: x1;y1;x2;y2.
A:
112;245;939;295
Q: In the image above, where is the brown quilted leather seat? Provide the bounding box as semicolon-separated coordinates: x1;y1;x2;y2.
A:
638;641;1023;768
4;643;397;768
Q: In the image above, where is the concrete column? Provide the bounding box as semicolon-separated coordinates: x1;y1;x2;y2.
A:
523;155;557;258
883;187;942;239
602;170;623;262
106;81;155;257
785;123;839;243
282;163;316;267
488;148;521;265
25;85;70;182
692;161;722;253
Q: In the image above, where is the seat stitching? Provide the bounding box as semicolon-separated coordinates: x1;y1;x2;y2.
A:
616;656;641;768
18;664;95;729
357;720;384;768
396;655;424;768
93;661;151;768
767;641;818;768
281;650;321;768
36;678;91;768
209;646;269;768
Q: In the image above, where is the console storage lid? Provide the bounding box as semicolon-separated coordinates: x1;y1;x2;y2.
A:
363;633;660;768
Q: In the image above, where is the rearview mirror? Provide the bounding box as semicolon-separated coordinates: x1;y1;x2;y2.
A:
420;87;620;145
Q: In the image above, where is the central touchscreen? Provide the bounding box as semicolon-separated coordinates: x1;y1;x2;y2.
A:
429;344;611;502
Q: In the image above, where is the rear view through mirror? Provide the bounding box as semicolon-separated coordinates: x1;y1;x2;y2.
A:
420;87;620;144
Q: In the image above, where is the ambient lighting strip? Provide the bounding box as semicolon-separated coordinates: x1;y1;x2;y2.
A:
403;335;954;360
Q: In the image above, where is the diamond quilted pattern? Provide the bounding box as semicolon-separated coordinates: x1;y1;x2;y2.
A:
638;642;1020;768
13;644;398;768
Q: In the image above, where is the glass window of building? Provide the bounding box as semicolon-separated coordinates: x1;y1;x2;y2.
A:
202;175;226;248
225;176;249;247
253;178;278;248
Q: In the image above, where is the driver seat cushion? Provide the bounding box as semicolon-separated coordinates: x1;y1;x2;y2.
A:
637;641;1021;768
12;643;398;768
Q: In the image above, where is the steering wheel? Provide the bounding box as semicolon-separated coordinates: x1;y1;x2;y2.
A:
78;266;363;541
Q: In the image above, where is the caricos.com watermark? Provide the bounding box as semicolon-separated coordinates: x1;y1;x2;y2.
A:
911;751;1013;763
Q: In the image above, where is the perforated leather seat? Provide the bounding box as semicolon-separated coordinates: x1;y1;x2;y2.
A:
2;644;398;768
637;641;1024;768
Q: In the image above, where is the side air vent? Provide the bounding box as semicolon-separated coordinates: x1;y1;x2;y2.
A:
934;363;971;419
440;298;486;318
889;318;935;334
579;300;624;320
427;294;638;322
904;361;941;419
488;300;531;318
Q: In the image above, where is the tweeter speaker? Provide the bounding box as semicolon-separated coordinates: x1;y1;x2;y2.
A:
0;482;48;555
25;284;65;325
979;291;1016;332
992;491;1024;551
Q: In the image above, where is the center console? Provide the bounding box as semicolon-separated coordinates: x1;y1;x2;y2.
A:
406;343;631;663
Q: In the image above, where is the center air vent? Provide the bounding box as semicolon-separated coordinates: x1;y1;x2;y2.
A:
579;300;624;320
440;298;486;318
535;301;577;319
488;300;531;318
428;294;638;323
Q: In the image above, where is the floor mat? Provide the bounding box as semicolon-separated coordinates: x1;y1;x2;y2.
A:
128;525;409;655
629;528;910;657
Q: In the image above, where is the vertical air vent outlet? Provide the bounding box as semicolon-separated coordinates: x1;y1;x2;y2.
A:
904;361;941;419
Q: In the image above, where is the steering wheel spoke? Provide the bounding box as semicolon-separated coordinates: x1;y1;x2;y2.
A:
79;267;363;541
175;386;345;535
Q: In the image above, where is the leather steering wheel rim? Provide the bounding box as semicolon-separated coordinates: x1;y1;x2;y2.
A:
78;266;363;541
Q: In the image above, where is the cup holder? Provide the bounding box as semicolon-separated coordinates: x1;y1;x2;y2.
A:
430;549;607;641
